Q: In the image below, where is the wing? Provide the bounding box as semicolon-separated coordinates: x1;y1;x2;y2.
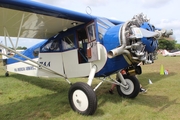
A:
0;0;123;39
0;0;93;39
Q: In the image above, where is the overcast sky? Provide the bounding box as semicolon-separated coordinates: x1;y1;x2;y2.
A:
2;0;180;48
33;0;179;43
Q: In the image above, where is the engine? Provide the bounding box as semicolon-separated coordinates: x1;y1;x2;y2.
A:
107;13;173;65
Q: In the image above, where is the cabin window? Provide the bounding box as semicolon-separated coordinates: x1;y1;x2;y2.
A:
33;48;40;57
41;38;60;52
62;34;75;50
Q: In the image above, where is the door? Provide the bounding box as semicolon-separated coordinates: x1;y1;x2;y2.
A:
86;22;100;62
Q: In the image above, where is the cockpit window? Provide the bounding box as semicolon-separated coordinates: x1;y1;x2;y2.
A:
97;18;115;40
62;34;75;50
41;39;60;52
97;18;115;27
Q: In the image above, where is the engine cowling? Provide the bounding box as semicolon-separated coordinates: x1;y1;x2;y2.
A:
106;13;173;64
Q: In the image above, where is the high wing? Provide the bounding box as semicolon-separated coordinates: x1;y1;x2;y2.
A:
0;0;122;39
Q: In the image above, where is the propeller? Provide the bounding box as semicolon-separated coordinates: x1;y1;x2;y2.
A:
131;27;158;39
131;27;173;40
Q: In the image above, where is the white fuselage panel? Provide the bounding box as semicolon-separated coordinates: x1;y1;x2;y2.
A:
7;58;39;76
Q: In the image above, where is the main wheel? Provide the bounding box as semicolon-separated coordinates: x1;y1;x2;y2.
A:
116;75;140;98
68;82;97;115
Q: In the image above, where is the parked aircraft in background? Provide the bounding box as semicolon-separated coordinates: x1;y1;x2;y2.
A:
162;49;180;57
0;0;173;115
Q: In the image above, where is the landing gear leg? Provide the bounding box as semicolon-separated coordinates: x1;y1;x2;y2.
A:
68;65;98;115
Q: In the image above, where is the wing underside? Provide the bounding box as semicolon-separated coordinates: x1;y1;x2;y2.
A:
0;0;123;39
0;7;84;39
0;0;98;39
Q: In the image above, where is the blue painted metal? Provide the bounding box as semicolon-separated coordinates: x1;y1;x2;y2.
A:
95;24;129;76
140;22;158;52
7;40;46;64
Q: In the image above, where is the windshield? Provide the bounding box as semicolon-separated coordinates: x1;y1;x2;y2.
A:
97;18;115;40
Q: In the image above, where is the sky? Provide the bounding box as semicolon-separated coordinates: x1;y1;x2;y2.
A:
1;0;180;48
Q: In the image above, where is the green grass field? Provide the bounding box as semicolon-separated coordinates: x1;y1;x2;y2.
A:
0;54;180;120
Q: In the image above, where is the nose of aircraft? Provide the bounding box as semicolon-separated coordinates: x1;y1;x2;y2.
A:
104;13;172;65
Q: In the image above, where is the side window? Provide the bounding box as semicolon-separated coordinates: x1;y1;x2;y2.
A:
41;39;60;52
33;48;40;57
87;23;96;42
62;34;75;50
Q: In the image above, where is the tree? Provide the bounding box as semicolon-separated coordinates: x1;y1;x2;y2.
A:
17;46;27;50
158;39;176;50
175;44;180;50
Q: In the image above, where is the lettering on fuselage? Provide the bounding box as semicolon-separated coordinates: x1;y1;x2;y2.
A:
14;66;36;72
39;61;51;67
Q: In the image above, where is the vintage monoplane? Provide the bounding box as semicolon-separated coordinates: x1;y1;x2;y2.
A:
0;0;173;115
162;49;180;57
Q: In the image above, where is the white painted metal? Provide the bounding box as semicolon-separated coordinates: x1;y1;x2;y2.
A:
87;65;97;86
37;52;65;77
15;13;25;49
7;59;39;76
62;49;92;78
72;90;89;111
117;71;127;87
91;43;107;72
37;43;107;78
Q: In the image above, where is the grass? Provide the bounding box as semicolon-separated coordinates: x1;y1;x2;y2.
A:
0;54;180;120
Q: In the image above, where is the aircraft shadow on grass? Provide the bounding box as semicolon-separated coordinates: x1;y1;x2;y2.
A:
0;74;72;120
0;72;178;119
0;93;70;120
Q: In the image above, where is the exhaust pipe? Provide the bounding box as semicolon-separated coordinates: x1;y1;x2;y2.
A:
107;21;130;58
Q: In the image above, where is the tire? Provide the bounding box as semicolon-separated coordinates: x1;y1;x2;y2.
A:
68;82;97;115
116;75;140;98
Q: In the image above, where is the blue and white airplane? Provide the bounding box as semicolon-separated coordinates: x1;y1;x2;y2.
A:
0;0;173;115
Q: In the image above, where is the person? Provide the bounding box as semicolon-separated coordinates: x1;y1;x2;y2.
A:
109;69;147;94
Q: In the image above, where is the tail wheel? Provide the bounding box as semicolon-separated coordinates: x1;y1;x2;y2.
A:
68;82;97;115
116;75;140;98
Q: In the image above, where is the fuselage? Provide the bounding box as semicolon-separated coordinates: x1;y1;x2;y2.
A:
5;16;158;78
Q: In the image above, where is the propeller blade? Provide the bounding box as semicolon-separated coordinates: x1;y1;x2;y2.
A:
131;27;158;38
139;28;158;38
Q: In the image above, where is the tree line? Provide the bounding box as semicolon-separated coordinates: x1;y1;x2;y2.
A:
158;39;180;50
9;46;27;50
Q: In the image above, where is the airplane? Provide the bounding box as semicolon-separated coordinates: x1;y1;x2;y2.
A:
0;0;173;115
162;49;180;57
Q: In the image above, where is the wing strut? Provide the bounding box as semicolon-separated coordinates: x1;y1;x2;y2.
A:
15;13;25;49
4;27;15;49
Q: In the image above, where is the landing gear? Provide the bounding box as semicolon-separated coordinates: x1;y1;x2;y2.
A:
68;82;97;115
117;75;140;98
